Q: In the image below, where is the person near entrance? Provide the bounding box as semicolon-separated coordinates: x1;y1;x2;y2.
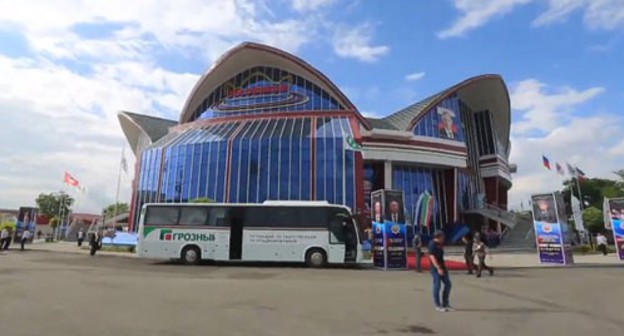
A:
412;232;422;272
596;233;608;256
462;233;476;274
77;230;85;247
20;230;32;251
89;230;101;256
473;233;493;277
428;230;453;312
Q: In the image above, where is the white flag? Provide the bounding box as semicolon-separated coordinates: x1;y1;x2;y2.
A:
121;154;128;173
571;195;584;232
604;197;612;230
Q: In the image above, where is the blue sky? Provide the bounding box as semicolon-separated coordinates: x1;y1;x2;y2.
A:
0;0;623;212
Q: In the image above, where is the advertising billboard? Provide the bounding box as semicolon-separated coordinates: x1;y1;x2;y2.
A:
606;198;624;261
16;207;37;241
531;193;573;265
371;189;407;270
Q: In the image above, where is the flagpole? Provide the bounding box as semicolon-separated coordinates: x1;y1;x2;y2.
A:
111;146;124;231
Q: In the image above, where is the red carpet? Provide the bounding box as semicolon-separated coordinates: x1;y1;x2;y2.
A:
406;252;467;271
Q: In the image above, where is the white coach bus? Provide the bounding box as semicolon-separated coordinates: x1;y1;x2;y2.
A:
137;201;363;267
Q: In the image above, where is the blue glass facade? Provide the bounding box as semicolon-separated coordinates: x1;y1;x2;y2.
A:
392;165;448;233
132;116;358;227
193;66;346;120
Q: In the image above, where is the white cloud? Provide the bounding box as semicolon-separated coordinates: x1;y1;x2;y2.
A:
437;0;533;39
534;0;624;30
510;79;605;135
507;80;622;210
405;71;426;81
0;0;378;213
440;0;624;39
291;0;335;12
332;24;389;62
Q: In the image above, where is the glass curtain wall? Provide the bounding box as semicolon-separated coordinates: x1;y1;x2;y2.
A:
193;66;346;120
392;165;448;233
133;116;358;228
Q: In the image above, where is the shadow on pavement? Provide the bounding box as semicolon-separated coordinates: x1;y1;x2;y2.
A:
459;307;567;314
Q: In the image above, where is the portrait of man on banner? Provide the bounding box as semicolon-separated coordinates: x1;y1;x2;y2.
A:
384;191;405;224
437;107;458;140
371;191;384;224
532;195;557;224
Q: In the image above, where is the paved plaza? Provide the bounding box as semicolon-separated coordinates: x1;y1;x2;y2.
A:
1;249;623;336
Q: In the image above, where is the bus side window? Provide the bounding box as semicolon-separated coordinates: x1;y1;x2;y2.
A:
179;207;209;226
207;207;229;227
267;207;298;227
145;206;180;226
243;207;267;227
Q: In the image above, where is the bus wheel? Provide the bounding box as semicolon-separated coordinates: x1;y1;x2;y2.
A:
181;246;201;265
305;248;327;268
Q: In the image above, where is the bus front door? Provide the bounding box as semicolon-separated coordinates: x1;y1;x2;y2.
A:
229;217;243;260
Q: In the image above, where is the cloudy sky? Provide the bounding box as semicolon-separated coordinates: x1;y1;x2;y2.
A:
0;0;623;213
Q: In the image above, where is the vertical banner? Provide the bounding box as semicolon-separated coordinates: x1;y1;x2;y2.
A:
383;189;407;270
554;192;574;264
606;198;624;261
371;190;386;268
531;193;570;265
16;207;37;241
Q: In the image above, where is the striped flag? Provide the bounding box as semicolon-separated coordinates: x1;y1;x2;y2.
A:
575;167;586;181
542;155;551;170
556;163;564;176
415;191;434;230
64;172;79;187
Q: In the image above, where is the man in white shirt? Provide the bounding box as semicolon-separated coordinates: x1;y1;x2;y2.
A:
596;233;608;256
1;227;8;250
20;230;32;251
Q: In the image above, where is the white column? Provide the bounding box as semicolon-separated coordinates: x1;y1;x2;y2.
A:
384;161;392;189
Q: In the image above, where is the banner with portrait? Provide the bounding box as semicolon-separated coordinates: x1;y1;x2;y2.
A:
370;189;407;270
531;193;573;265
16;207;37;241
371;190;386;268
606;198;624;261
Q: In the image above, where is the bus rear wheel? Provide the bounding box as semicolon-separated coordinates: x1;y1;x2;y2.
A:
181;246;201;265
305;248;327;268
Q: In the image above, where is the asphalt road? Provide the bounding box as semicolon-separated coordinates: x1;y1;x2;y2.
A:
1;251;623;336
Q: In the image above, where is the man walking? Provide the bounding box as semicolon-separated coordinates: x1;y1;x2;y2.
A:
428;230;453;312
473;233;494;277
596;233;608;256
20;230;32;251
89;230;101;256
1;227;8;251
412;232;423;272
462;233;476;274
77;230;85;247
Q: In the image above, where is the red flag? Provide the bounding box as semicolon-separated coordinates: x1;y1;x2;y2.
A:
64;172;79;187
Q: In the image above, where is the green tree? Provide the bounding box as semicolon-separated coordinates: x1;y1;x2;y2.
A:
102;202;129;218
1;221;16;231
35;191;74;217
35;191;74;241
191;197;214;203
561;177;624;215
582;206;604;234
